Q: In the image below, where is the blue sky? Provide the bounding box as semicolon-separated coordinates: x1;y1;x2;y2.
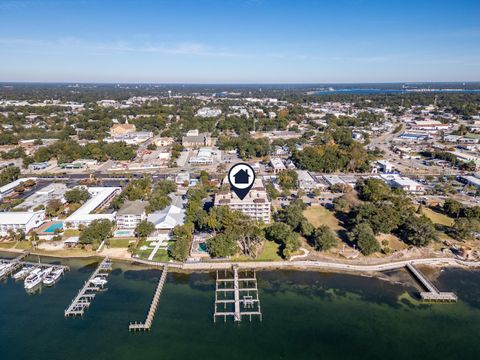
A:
0;0;479;83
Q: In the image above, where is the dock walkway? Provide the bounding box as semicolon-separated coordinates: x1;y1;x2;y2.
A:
129;266;168;331
64;257;112;317
406;263;457;302
214;265;262;322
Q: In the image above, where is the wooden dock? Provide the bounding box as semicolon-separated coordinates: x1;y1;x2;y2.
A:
214;265;262;322
406;263;457;302
1;252;69;280
64;257;112;317
129;266;168;332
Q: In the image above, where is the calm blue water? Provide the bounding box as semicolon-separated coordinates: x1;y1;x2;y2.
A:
1;254;480;360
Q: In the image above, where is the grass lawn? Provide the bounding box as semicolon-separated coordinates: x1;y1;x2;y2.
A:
256;241;283;261
303;206;343;230
133;238;153;259
151;249;170;262
376;233;408;252
108;238;135;248
63;229;80;237
421;207;454;226
14;241;33;250
0;242;15;249
303;205;346;243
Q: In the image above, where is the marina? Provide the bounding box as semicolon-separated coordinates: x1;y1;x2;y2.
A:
64;257;112;317
214;265;262;322
129;266;168;331
0;252;69;291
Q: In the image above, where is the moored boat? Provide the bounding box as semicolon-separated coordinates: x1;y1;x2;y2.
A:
90;276;108;287
24;268;43;290
13;266;33;280
43;268;64;286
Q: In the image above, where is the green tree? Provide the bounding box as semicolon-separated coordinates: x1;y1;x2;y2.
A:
350;223;380;255
312;225;337;251
0;166;20;186
453;217;480;240
401;214;437;246
171;223;194;261
79;219;113;247
278;169;298;190
135;220;155;239
65;188;91;204
206;233;239;258
443;199;462;218
45;199;64;218
265;222;300;259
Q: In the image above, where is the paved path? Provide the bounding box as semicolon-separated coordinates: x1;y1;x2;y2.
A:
132;257;480;273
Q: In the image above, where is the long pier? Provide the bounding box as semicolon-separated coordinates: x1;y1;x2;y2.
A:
214;266;262;322
129;266;168;331
406;263;457;302
64;257;112;317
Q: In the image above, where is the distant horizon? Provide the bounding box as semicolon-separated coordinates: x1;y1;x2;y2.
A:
1;80;480;86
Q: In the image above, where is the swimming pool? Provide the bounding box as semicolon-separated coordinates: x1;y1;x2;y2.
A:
114;229;135;237
43;223;63;234
197;243;208;253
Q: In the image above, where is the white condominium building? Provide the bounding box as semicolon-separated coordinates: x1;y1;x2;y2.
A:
64;187;121;229
214;178;271;224
0;211;45;236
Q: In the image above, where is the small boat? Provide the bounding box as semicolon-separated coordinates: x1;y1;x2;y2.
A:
90;277;108;287
43;268;64;286
24;268;43;290
13;266;33;280
0;263;15;278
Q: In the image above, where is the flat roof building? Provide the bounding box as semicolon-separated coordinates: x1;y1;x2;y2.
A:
64;187;121;229
270;158;286;174
0;211;45;236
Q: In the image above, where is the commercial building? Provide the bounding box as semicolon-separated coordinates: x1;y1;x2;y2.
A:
64;187;121;229
412;120;451;131
214;178;271;224
0;211;45;236
380;174;424;193
189;147;214;165
375;160;393;173
270;158;286;174
104;131;153;145
116;200;147;229
196;107;222;118
110;121;136;136
182;130;212;148
297;170;320;190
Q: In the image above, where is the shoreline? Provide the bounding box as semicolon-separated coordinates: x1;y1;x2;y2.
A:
2;248;479;276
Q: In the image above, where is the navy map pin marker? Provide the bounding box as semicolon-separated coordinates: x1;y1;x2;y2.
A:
228;163;256;200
